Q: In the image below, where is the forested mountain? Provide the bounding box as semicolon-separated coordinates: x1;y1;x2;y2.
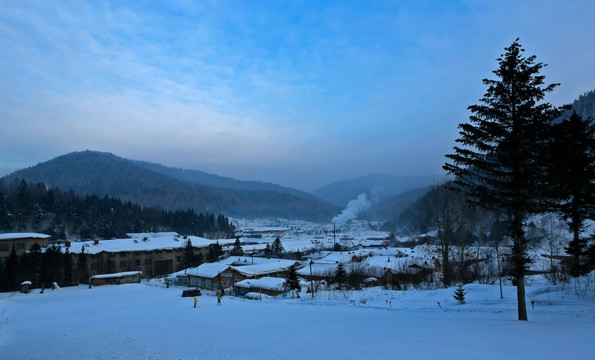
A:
135;160;321;202
364;186;430;222
311;173;440;208
2;151;339;221
563;89;595;120
0;179;235;240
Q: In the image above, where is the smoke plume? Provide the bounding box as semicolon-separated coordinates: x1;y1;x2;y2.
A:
332;193;371;224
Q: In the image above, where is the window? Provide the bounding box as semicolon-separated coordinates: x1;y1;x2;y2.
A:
145;259;152;265
91;263;98;270
0;244;9;252
136;260;141;266
0;257;7;264
120;253;126;257
119;261;126;268
155;250;162;254
108;253;115;258
176;256;182;262
16;243;25;251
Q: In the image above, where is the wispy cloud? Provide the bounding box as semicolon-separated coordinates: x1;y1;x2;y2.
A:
1;0;594;190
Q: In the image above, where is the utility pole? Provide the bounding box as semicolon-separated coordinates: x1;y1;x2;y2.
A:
309;260;314;298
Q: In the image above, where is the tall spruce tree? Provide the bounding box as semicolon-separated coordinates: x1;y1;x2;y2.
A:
182;239;197;268
444;39;562;321
230;238;244;256
548;111;595;276
207;242;223;263
334;263;347;290
4;244;18;290
271;238;285;258
62;247;74;285
284;264;301;297
77;245;88;284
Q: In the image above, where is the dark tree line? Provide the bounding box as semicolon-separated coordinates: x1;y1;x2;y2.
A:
0;242;76;291
0;178;236;240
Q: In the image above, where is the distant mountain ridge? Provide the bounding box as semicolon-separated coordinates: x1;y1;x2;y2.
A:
311;173;441;208
364;186;431;222
135;160;320;202
2;151;339;222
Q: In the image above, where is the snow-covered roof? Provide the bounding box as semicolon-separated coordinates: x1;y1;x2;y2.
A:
20;281;32;285
235;277;286;291
127;232;180;239
220;256;279;266
61;234;235;255
232;259;299;277
174;258;300;279
90;271;142;280
0;233;51;241
179;263;231;279
315;250;371;264
296;263;337;277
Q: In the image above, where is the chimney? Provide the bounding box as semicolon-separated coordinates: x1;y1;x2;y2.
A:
65;241;71;248
94;240;99;245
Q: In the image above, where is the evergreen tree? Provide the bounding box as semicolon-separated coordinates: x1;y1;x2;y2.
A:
4;244;19;290
76;245;88;284
444;39;562;321
284;264;301;297
453;284;467;304
182;239;197;268
264;244;272;259
62;247;74;285
271;237;285;258
548;111;595;276
587;240;595;271
230;238;244;256
207;242;223;263
40;244;63;286
334;263;347;289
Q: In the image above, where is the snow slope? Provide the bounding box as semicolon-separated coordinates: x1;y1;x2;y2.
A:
1;277;594;359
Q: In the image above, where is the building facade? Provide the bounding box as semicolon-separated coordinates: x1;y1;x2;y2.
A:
64;233;232;278
0;233;50;262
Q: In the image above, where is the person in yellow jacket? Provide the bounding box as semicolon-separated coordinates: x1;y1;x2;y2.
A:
217;293;222;306
193;296;197;308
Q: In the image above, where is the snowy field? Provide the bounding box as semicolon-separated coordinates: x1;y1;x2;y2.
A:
1;277;594;360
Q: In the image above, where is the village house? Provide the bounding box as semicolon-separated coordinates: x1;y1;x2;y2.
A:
175;263;244;292
233;277;287;297
90;271;143;286
175;257;301;292
61;233;235;278
0;233;51;262
230;258;301;279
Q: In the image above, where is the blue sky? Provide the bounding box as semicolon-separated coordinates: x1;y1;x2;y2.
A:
1;0;594;191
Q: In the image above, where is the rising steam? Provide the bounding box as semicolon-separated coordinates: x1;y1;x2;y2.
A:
332;193;371;224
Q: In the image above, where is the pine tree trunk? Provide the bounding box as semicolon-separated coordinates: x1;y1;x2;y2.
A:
514;216;528;321
516;275;527;321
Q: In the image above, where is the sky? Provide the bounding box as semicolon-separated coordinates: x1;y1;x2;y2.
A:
1;1;594;192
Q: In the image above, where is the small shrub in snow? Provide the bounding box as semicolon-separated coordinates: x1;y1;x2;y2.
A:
453;284;467;304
